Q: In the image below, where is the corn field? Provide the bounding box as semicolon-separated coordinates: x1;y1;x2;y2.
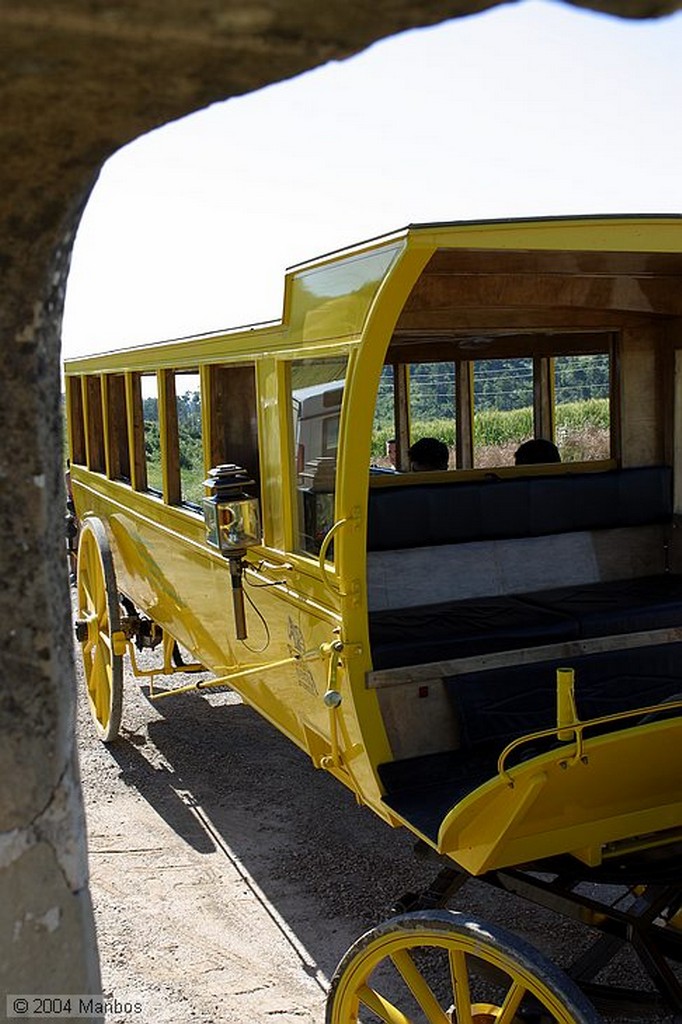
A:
371;398;610;464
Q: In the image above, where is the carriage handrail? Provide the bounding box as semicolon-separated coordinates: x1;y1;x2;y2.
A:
496;696;682;785
317;514;354;599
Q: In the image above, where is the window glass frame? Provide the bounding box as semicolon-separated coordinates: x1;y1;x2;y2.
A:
174;370;204;509
140;372;162;496
377;332;617;475
67;376;87;465
289;355;348;561
103;372;131;483
83;375;105;473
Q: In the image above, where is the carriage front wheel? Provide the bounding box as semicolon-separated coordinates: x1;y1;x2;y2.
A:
75;517;124;742
326;910;600;1024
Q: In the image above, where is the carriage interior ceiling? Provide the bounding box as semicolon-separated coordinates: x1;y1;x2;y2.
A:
66;218;682;878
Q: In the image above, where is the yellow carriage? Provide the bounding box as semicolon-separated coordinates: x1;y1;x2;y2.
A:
65;216;682;1022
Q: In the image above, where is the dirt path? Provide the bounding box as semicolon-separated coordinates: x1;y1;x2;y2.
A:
75;643;674;1023
76;657;437;1023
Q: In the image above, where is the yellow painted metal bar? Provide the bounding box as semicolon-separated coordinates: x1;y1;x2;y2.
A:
556;667;578;742
275;358;296;553
148;652;319;700
497;696;682;783
126;643;203;684
124;372;135;485
332;239;433;788
318;517;351;597
157;368;175;503
124;372;139;490
320;638;343;769
199;364;212;480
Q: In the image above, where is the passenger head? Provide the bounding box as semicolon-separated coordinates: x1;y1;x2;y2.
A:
408;437;449;472
514;438;561;466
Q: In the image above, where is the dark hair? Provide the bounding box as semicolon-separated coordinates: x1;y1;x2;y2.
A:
408;437;449;471
514;438;561;466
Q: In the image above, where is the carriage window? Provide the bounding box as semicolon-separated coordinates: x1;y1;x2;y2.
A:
206;364;260;488
473;358;533;468
175;371;203;506
291;356;347;558
409;363;457;426
104;373;130;482
410;362;455;468
372;362;456;472
84;375;105;472
555;353;611;462
67;376;86;465
371;365;395;469
141;374;162;494
126;373;147;492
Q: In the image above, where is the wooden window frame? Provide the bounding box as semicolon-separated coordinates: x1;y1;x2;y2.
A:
82;375;105;472
204;363;260;489
384;331;617;471
158;369;181;505
103;373;130;482
66;375;87;465
125;373;147;492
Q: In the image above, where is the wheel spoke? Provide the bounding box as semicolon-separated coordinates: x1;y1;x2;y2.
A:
496;981;525;1024
92;643;110;725
85;658;97;701
80;577;96;615
391;949;451;1024
94;577;108;621
357;983;413;1024
449;949;474;1024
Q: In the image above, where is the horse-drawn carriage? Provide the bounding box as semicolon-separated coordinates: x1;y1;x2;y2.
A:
65;216;682;1021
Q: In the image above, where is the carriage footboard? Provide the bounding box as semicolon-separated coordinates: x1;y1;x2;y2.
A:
376;649;682;862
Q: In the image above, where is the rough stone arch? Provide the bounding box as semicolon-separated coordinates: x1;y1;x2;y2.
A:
1;0;679;996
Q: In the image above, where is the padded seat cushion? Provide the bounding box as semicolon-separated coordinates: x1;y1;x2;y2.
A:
369;594;577;671
444;645;682;750
520;574;682;638
367;466;672;551
369;574;682;672
378;653;682;840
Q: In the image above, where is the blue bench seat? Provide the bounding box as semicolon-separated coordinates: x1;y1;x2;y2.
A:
369;573;682;671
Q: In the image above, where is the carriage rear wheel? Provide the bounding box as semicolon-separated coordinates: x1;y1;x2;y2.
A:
325;910;600;1024
76;517;124;742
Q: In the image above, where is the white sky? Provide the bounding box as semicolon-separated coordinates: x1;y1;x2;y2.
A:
61;0;682;359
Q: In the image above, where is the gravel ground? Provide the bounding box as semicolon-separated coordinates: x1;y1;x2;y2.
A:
74;629;680;1024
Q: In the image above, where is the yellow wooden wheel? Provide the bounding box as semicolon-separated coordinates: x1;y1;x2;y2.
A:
76;517;124;742
326;911;600;1024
